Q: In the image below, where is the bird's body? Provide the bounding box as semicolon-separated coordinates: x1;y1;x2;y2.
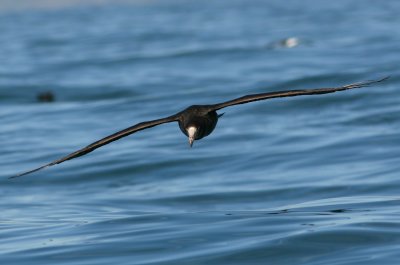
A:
178;105;220;145
11;77;388;178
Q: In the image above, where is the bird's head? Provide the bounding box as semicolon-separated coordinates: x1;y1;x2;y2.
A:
186;126;197;147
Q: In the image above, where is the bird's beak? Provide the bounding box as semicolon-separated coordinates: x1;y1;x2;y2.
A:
187;126;197;148
188;137;194;147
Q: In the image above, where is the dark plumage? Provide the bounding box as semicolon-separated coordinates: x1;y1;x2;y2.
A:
11;77;388;178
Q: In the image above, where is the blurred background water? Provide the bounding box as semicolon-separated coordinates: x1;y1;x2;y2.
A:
1;0;400;264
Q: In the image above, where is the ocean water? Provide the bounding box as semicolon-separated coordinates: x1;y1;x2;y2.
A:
1;0;400;264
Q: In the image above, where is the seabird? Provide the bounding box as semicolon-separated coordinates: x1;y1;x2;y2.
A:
11;77;388;178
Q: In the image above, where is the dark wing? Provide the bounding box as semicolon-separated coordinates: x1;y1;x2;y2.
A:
11;114;180;178
209;77;389;111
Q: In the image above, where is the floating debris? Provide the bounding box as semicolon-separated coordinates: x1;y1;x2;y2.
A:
278;37;300;48
37;91;55;103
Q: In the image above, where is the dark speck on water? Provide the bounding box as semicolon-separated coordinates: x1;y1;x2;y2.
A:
37;91;55;102
1;0;400;264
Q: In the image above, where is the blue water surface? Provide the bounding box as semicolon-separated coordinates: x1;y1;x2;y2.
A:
1;0;400;264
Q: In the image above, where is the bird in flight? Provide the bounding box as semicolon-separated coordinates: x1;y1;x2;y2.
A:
11;77;388;178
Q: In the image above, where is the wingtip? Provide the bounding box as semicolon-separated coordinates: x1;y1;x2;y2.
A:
345;76;390;89
9;165;51;179
9;173;27;179
366;75;390;84
9;171;33;180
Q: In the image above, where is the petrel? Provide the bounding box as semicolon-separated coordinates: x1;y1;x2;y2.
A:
11;77;388;178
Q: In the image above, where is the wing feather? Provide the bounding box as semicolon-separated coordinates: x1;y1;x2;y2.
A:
11;114;180;178
210;77;389;111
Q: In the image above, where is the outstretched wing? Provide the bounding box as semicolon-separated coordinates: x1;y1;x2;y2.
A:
11;114;180;178
209;77;389;111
